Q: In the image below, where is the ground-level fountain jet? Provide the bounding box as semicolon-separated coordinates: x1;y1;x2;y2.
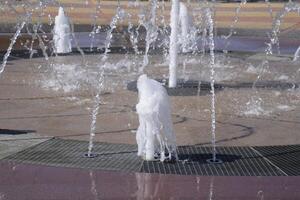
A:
168;0;179;88
85;72;105;158
53;7;72;54
205;7;222;164
136;74;178;161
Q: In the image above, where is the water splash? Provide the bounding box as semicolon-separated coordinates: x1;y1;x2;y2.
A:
179;2;195;53
249;2;300;111
243;96;267;116
26;24;48;59
89;0;101;51
138;0;159;72
266;2;300;55
221;0;247;40
293;46;300;61
179;3;189;50
159;0;170;58
102;6;126;61
128;14;140;55
0;21;26;75
41;63;88;92
25;1;50;60
252;60;269;89
265;0;274;20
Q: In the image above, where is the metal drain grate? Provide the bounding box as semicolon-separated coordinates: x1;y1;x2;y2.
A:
141;146;286;176
254;145;300;176
3;138;299;176
3;138;142;172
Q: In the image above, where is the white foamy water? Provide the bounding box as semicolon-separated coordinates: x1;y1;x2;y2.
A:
184;58;199;65
242;96;270;116
276;75;289;81
136;74;177;161
246;64;259;74
40;58;133;93
276;104;295;111
41;63;87;93
243;104;267;116
53;7;72;54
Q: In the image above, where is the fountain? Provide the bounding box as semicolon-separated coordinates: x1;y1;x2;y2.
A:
168;0;179;88
1;0;300;167
53;7;72;54
204;6;222;164
136;74;177;161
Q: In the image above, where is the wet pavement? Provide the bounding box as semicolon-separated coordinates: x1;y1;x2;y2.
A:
0;161;299;199
0;53;299;148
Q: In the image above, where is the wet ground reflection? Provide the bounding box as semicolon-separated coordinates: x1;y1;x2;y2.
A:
0;161;298;199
